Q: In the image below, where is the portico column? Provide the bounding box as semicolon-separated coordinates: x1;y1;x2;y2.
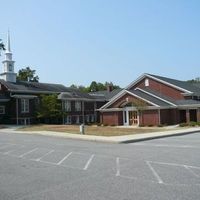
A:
16;98;19;125
197;108;200;122
126;110;129;126
186;109;190;123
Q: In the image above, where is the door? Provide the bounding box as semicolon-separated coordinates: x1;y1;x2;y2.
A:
129;111;138;126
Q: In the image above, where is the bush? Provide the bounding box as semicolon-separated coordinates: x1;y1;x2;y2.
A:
179;122;200;127
179;123;188;127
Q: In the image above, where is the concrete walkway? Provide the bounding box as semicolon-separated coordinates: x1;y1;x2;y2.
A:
0;126;200;143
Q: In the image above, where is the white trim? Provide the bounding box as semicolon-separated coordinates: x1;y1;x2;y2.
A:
0;106;5;114
99;89;126;109
135;87;177;107
125;73;193;94
21;99;29;113
99;89;160;110
126;90;160;107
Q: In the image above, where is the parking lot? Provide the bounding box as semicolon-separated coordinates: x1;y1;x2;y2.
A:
0;130;200;200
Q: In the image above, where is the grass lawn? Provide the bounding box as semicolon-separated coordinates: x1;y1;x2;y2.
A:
18;124;179;137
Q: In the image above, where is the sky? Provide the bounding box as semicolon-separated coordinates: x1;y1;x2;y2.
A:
0;0;200;88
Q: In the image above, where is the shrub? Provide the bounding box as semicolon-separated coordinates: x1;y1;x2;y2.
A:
179;123;188;127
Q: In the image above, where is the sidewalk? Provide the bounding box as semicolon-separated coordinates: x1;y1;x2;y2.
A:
1;126;200;143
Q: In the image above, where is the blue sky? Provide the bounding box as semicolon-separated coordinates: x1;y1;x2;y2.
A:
0;0;200;87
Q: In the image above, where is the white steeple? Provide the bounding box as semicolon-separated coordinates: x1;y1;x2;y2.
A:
0;31;17;82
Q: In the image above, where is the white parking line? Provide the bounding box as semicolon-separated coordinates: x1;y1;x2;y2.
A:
83;154;95;170
184;165;200;178
0;144;14;150
146;161;163;184
18;148;38;158
116;157;120;176
32;150;55;161
3;145;24;155
56;152;72;165
149;160;200;170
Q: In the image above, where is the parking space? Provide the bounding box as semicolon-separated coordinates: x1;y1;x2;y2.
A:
0;131;200;199
0;139;199;187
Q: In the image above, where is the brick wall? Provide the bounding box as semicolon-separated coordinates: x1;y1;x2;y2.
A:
101;111;123;126
133;78;185;100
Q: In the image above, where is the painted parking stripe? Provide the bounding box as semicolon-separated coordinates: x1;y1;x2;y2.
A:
116;157;120;176
0;144;15;150
83;154;95;170
31;150;55;161
56;152;72;165
146;161;163;184
18;148;38;158
3;145;24;155
184;165;200;178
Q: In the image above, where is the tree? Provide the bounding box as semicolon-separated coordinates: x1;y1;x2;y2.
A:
187;77;200;83
89;81;98;92
36;94;64;124
0;39;5;55
17;67;39;82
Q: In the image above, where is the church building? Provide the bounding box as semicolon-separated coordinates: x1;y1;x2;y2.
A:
0;32;108;125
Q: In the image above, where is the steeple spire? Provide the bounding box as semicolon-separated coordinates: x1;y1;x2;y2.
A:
6;30;11;53
0;31;17;82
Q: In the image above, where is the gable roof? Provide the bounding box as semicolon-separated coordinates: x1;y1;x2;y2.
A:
100;88;170;110
125;73;200;95
0;79;72;94
58;89;104;102
148;74;200;95
89;88;123;101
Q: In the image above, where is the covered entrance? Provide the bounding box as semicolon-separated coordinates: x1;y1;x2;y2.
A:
123;107;139;126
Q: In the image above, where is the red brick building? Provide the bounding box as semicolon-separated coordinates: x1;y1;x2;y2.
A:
99;74;200;126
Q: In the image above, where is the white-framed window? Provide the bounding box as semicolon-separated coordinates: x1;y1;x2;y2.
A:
90;115;95;123
145;78;149;87
86;115;90;123
64;101;71;111
76;116;80;124
0;106;5;114
21;99;29;113
75;101;81;111
65;116;71;124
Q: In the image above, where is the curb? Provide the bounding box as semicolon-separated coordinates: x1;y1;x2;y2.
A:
120;130;200;144
0;128;200;144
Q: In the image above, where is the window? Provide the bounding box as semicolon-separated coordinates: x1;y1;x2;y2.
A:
21;99;29;113
64;101;71;111
86;115;90;123
76;116;80;124
75;101;81;111
90;115;95;123
145;78;149;87
0;106;5;114
65;116;71;124
9;64;12;71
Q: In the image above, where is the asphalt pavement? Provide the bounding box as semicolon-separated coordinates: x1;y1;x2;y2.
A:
0;130;200;200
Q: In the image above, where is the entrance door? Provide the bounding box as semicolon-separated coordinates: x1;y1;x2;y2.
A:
129;111;138;126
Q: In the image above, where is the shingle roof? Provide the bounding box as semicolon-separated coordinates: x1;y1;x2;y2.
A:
175;99;200;106
58;89;99;101
128;89;172;107
136;87;200;106
0;94;10;102
89;88;123;101
0;79;72;93
148;74;200;95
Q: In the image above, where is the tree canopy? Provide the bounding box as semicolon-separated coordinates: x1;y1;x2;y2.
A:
187;77;200;83
17;67;39;82
0;39;5;55
36;94;64;123
70;81;120;93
